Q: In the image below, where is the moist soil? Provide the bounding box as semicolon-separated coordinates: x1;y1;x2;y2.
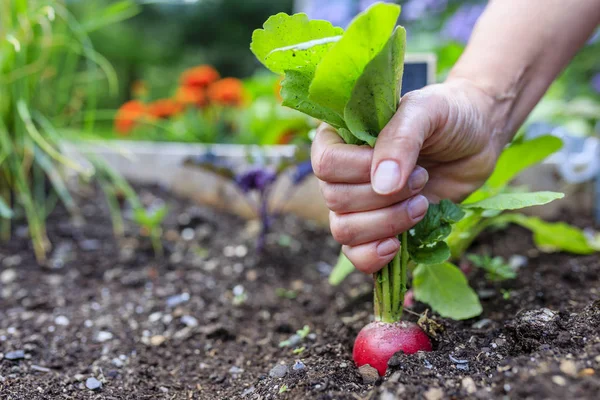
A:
1;185;599;400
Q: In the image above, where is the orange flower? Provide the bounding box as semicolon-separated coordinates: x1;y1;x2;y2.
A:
175;85;207;107
114;100;146;134
207;78;245;107
274;77;283;102
131;80;148;98
180;65;220;88
147;99;183;119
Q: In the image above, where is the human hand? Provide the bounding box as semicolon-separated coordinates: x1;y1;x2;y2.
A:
311;78;506;274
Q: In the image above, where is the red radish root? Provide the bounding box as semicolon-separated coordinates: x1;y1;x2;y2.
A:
353;321;432;376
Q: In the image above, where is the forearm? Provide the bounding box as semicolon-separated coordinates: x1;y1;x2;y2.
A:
448;0;600;145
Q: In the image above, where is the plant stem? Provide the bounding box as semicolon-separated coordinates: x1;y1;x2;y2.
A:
375;231;409;323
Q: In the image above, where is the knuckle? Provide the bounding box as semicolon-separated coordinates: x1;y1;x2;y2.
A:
329;213;354;244
313;146;337;180
321;184;344;212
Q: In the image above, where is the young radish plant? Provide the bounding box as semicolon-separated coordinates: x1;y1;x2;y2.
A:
252;3;452;375
251;2;578;376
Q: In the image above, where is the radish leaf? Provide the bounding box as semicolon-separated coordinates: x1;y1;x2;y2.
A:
250;13;343;75
462;191;564;211
309;3;401;117
344;26;406;147
498;214;600;254
413;262;482;320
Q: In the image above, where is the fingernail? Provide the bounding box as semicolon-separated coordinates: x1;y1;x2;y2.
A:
377;238;399;257
408;167;429;191
407;195;429;220
373;160;401;194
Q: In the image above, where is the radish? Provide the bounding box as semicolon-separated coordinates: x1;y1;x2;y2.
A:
353;321;432;376
250;3;469;378
351;229;433;376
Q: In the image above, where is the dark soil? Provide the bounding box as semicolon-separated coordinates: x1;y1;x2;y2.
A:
1;185;599;400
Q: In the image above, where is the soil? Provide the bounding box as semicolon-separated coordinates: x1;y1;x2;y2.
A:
1;185;599;400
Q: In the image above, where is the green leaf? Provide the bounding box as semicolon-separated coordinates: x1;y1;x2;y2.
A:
0;196;12;219
409;241;451;265
462;191;564;211
410;200;465;245
499;214;599;255
413;263;482;320
281;68;346;128
329;250;355;286
467;254;516;282
344;26;406;147
309;3;401;116
82;0;141;33
250;13;343;75
408;200;464;265
464;135;562;203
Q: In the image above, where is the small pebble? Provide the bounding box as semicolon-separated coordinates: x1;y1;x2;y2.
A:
150;335;166;346
181;315;198;328
54;316;70;326
181;228;195;241
85;377;102;390
166;293;190;308
472;319;492;329
559;360;578;377
229;366;244;374
95;331;113;343
0;269;17;284
269;364;289;379
4;350;25;360
111;358;124;368
293;360;305;371
461;377;476;394
358;364;379;384
552;375;567;386
424;387;444;400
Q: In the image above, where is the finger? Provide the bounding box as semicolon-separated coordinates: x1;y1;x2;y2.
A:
371;90;446;195
311;124;373;183
320;166;429;213
342;237;399;275
329;195;429;246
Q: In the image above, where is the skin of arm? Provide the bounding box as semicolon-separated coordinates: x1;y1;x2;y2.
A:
449;0;600;146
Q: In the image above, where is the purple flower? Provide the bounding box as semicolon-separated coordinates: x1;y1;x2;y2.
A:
442;3;486;44
300;0;355;27
292;160;314;185
236;168;277;193
592;73;600;94
403;0;448;21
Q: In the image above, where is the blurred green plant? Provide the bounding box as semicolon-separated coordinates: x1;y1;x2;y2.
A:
0;0;139;262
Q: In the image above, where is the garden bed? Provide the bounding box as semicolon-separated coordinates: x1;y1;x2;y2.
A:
1;185;599;399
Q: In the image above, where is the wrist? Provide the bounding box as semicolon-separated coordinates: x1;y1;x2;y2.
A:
443;75;514;154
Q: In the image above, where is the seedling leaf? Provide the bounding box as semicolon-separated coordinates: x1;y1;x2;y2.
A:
408;200;465;264
462;191;564;211
500;214;600;254
309;3;401;116
464;135;562;203
329;250;355;286
0;197;12;218
413;262;482;320
250;13;343;75
344;26;406;147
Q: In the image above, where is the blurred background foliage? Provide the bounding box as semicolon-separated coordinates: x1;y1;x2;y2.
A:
9;0;600;144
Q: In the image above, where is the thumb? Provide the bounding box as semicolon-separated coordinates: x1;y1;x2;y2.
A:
371;90;444;195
